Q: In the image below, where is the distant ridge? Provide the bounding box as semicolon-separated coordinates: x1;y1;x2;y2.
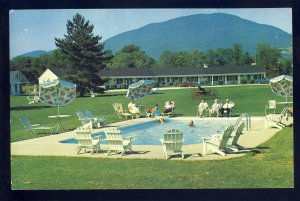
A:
19;50;52;58
104;13;292;59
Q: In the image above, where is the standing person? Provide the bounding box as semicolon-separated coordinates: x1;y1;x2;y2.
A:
153;104;164;123
209;99;222;117
128;99;140;118
220;99;235;117
198;99;209;118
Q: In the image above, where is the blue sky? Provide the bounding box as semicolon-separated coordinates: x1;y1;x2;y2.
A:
9;8;292;58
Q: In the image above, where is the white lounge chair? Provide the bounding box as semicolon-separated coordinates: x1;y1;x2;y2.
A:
265;100;277;115
75;122;101;154
19;116;55;134
84;110;105;128
112;103;133;119
27;96;39;104
202;125;234;156
76;111;90;125
160;129;184;159
90;91;98;98
265;107;288;129
104;127;133;156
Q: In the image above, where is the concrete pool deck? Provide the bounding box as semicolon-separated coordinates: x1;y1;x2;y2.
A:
11;116;293;160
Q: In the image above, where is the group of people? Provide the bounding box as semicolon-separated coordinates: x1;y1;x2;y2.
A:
198;98;235;118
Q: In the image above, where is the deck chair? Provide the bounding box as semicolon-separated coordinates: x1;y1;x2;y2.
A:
162;101;175;117
76;111;90;125
112;103;133;119
84;110;105;128
19;116;55;134
75;122;101;154
265;100;277;115
104;127;133;156
265;107;288;129
90;91;98;98
202;125;234;156
159;129;184;159
27;96;39;104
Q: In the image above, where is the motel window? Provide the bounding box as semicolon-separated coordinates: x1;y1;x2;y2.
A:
227;75;238;81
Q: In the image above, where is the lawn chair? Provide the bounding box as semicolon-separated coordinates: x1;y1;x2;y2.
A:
160;129;184;159
112;103;133;119
90;91;98;98
76;111;90;126
213;122;245;152
265;107;288;129
27;96;39;104
162;101;175;117
84;110;105;128
104;127;133;156
19;116;55;134
265;100;277;115
202;125;234;156
75;122;101;155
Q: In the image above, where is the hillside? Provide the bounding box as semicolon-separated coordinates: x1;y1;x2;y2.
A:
104;13;292;59
19;50;53;58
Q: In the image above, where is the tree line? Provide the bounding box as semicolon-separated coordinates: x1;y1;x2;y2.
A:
10;13;293;96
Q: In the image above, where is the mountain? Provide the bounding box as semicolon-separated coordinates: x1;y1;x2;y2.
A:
104;13;292;59
19;50;52;58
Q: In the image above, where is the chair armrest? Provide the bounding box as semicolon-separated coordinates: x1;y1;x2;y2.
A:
125;136;133;142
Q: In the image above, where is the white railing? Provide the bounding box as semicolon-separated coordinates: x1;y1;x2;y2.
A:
233;113;251;130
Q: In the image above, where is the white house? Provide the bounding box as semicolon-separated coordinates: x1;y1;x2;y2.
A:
10;71;29;95
38;69;59;84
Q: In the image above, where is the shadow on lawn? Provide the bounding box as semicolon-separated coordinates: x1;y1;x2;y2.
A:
11;105;50;111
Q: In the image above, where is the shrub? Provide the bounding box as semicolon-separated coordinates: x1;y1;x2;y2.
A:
153;81;159;87
120;82;127;89
109;84;116;89
173;81;180;86
218;80;224;85
166;82;173;86
240;79;247;84
200;80;208;86
159;82;165;87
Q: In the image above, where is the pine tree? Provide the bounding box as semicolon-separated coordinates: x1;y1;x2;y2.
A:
55;13;110;96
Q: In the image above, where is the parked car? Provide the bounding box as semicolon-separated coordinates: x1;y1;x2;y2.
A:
177;82;196;87
256;78;270;84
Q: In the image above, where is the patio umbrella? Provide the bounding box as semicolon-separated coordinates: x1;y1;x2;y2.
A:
126;80;154;101
39;79;76;115
270;75;293;102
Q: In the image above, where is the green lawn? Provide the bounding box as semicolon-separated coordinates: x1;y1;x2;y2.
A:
11;85;289;142
11;126;293;189
10;85;294;189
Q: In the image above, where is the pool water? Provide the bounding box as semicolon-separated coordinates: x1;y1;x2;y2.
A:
59;118;237;145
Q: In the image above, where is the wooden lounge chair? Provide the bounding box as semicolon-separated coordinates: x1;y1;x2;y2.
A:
265;107;288;129
160;129;184;159
104;127;133;156
75;122;101;154
213;123;245;152
265;100;277;115
202;125;234;156
84;110;105;128
19;116;55;134
112;103;133;119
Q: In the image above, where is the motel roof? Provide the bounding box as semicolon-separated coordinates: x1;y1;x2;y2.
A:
99;66;266;78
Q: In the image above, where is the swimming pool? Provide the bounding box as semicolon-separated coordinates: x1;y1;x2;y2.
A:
59;118;238;145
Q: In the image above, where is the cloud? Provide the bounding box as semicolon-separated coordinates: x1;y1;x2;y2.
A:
24;28;28;32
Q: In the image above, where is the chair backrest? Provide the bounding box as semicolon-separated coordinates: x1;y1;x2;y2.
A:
163;129;184;152
218;125;234;149
267;100;277;109
76;111;90;125
19;116;32;130
231;122;245;145
278;107;289;122
84;110;93;119
112;103;124;114
75;122;94;146
104;127;124;150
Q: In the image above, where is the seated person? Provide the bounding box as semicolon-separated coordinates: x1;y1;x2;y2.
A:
198;99;209;118
209;99;222;117
146;107;154;118
128;99;140;118
220;99;235;117
163;101;174;113
188;120;194;127
153;104;164;123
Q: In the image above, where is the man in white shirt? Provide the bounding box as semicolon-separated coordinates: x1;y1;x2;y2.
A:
209;99;222;117
198;99;209;117
220;99;235;117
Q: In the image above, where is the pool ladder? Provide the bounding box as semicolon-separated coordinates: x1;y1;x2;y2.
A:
233;113;251;131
